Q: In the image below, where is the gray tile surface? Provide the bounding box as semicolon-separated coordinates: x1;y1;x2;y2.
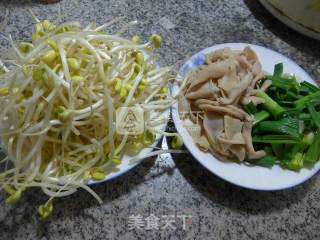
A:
0;0;319;239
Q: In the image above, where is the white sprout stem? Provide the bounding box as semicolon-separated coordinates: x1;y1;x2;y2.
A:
25;151;42;183
144;84;163;104
0;155;9;164
14;89;44;108
9;34;24;60
42;63;70;89
123;65;144;107
33;21;82;45
46;139;103;203
116;20;138;36
45;82;62;103
114;134;128;156
94;16;125;32
58;88;69;106
74;99;104;118
0;59;9;72
106;89;115;157
110;43;149;53
57;41;74;109
88;34;134;45
42;187;77;197
28;9;40;23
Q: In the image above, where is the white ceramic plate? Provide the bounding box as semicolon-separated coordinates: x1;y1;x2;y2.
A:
172;43;320;191
259;0;320;41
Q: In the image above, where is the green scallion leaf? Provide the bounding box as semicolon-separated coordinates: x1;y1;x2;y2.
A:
253;111;270;126
252;135;301;144
273;63;283;77
253;155;277;168
259;118;300;138
307;103;320;129
305;132;320;163
244;101;257;115
300;81;319;93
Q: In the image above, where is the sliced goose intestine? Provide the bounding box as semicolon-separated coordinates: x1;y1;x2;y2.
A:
199;104;248;120
185;123;210;151
237;55;252;70
217;132;245;145
218;72;253;105
178;95;190;119
243;46;258;64
250;72;264;88
252;62;262;76
205;47;234;64
242;121;266;159
188;58;236;90
229;145;246;161
193;99;220;107
203;112;224;140
186;80;219;100
224;115;243;139
260;79;272;92
179;46;267;162
217;68;239;93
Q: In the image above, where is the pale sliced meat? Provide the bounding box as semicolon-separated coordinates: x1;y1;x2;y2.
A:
218;132;245;145
243;46;258;64
193;99;219;107
205;47;233;64
218;68;239;93
229;145;246;161
185;123;201;138
252;62;262;76
185;123;210;151
224;115;243;139
203;112;224;140
237;55;252;70
227;105;251;121
213;137;233;158
250;72;264;88
186;80;219;100
179;46;266;162
203;115;232;158
189;58;236;90
197;135;211;151
178;95;190;119
208;144;233;159
242;121;266;159
199;104;247;120
215;132;230;153
189;104;202;124
244;86;258;97
218;72;253;105
233;132;245;144
260;79;272;92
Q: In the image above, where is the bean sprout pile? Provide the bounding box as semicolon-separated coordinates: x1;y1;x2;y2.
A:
0;16;181;219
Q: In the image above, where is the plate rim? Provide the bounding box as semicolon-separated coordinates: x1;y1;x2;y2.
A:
172;42;320;191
